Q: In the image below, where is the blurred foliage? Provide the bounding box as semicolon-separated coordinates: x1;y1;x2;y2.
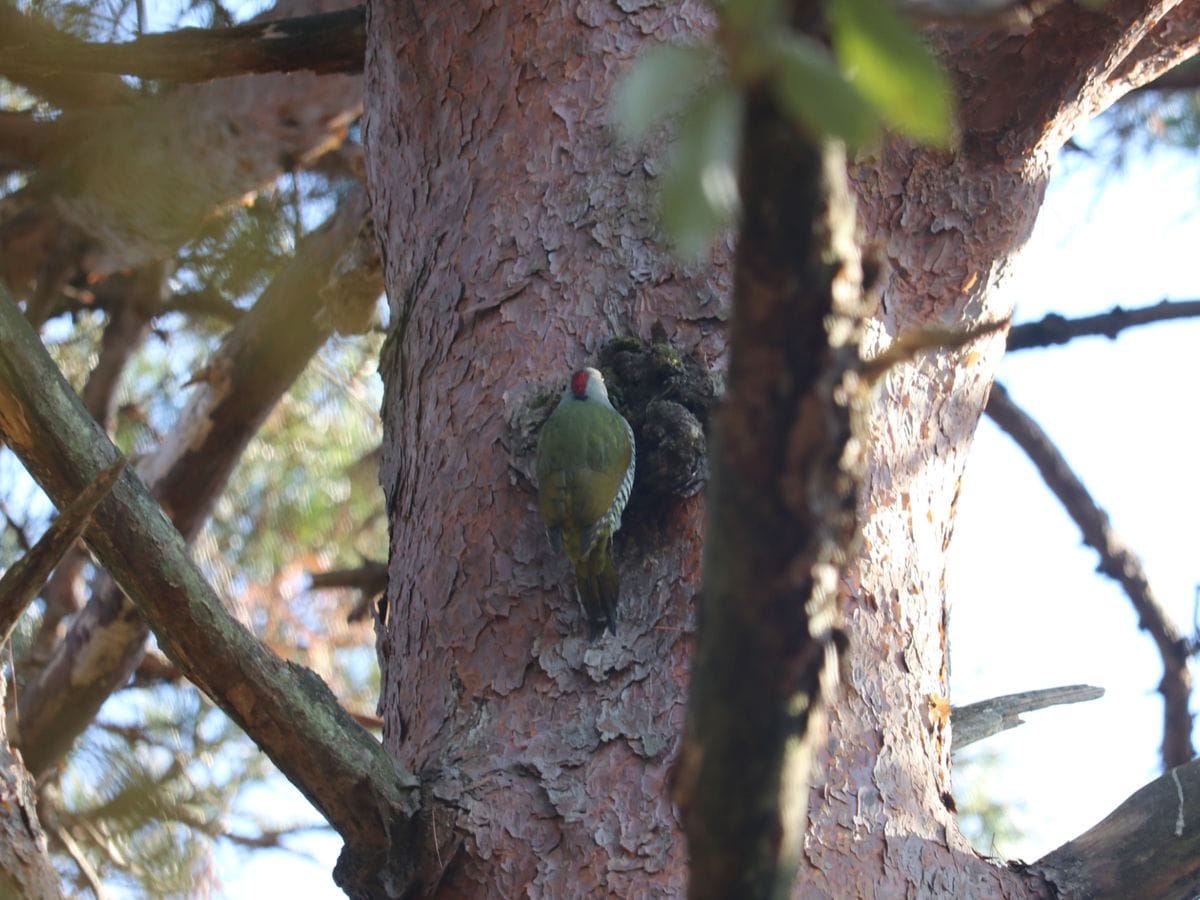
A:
615;0;952;257
0;0;382;894
954;749;1028;859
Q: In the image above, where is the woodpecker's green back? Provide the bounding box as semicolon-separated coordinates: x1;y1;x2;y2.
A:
536;368;635;637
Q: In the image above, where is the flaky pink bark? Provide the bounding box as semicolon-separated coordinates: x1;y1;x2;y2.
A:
365;0;1200;894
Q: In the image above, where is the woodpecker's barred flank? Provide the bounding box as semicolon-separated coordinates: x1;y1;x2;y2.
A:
536;368;635;638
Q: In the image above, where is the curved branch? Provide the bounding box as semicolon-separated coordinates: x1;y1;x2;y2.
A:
985;382;1193;768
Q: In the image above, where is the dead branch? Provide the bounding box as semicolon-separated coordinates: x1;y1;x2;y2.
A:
985;382;1193;768
951;684;1104;753
1007;299;1200;351
0;7;365;83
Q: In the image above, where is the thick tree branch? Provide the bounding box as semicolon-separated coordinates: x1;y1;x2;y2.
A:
1006;299;1200;351
0;283;419;891
985;382;1194;767
951;684;1104;752
0;7;365;83
1111;5;1200;95
942;0;1200;156
0;737;61;899
0;5;135;108
14;186;376;779
1033;757;1200;897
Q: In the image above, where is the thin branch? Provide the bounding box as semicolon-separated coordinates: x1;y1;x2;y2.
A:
127;651;182;687
1006;299;1200;351
308;561;387;594
951;684;1104;753
0;7;365;83
0;505;34;555
25;281;157;675
0;458;125;648
1132;54;1200;93
0;283;419;892
52;825;109;900
308;561;386;623
985;383;1194;768
163;288;245;325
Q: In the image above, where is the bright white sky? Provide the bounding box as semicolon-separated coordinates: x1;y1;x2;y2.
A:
949;128;1200;859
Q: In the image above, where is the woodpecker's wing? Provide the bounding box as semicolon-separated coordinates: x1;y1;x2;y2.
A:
536;400;634;558
576;413;634;555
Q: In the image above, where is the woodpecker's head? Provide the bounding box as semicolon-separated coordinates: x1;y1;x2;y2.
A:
567;367;611;404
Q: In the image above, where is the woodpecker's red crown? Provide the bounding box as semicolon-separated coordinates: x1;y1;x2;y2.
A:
570;369;590;398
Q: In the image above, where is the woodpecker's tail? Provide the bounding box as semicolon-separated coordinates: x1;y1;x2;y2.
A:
576;533;618;639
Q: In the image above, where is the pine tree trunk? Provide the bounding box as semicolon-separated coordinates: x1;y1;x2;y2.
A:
365;0;1199;894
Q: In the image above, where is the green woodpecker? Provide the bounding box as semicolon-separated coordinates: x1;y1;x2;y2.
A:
537;368;636;638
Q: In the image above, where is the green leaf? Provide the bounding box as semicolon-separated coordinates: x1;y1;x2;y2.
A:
767;35;881;148
829;0;954;146
660;84;743;259
613;44;716;143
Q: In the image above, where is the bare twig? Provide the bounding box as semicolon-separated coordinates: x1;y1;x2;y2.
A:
951;684;1104;753
985;383;1193;768
0;459;125;648
309;561;387;623
52;825;109;900
0;7;365;83
1006;299;1200;352
308;561;387;594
